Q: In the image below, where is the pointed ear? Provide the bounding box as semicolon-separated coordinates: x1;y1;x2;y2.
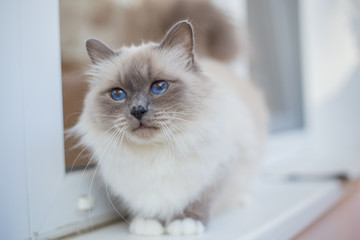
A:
85;39;116;64
159;20;195;66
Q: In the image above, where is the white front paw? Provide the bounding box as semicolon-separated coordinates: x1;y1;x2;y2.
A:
129;217;165;236
166;218;205;236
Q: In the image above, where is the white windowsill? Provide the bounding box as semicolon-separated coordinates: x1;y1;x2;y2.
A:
64;130;358;240
65;178;344;240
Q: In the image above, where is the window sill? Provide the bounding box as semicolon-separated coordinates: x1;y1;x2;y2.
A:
62;130;359;240
65;178;345;240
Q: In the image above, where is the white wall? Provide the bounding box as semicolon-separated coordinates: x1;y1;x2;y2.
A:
301;0;360;160
0;0;65;239
0;0;31;239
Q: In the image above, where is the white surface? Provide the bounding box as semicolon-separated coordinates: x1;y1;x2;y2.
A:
301;0;358;106
66;179;343;240
300;0;360;159
0;1;118;238
21;0;65;235
0;0;31;239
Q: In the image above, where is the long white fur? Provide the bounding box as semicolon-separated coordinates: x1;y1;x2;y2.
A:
74;42;267;235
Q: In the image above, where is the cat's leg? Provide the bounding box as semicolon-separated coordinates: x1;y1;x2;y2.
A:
233;156;261;206
165;198;210;235
166;218;205;236
217;162;257;210
129;217;165;235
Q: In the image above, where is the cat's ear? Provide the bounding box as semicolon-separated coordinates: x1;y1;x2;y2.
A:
86;39;116;64
159;20;195;67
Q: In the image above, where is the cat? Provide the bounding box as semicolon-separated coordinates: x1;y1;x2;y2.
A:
72;20;268;236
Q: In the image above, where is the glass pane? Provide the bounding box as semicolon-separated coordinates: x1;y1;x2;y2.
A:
247;0;304;132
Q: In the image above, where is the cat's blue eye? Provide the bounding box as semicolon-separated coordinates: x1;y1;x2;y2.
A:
110;88;127;101
151;80;169;95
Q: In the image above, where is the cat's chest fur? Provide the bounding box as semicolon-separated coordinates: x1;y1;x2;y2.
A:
99;142;222;221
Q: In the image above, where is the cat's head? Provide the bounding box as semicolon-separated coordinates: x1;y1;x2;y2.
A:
82;21;210;145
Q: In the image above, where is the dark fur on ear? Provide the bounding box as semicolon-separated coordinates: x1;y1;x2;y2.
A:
159;20;195;67
86;39;116;64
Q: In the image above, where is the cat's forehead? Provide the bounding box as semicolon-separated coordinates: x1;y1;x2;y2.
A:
95;43;183;91
112;45;158;88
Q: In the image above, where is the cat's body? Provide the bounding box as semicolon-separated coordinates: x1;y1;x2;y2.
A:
74;21;267;235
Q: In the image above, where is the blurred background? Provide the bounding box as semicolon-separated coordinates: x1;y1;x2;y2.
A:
60;0;360;172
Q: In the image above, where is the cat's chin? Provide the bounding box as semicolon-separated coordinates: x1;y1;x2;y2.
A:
132;123;159;132
127;123;161;144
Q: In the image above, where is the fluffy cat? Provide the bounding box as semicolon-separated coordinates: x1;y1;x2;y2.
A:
73;21;267;236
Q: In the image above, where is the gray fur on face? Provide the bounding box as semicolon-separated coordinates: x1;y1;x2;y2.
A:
86;39;116;64
159;20;195;69
85;21;208;144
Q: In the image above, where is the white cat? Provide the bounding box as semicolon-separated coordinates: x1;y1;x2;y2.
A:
73;20;267;236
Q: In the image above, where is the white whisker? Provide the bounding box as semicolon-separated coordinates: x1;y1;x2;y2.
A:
105;127;130;223
67;117;126;173
87;128;122;230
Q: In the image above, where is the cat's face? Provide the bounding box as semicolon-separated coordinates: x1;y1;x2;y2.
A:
83;21;209;145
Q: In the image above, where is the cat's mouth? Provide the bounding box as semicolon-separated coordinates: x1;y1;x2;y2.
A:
132;123;159;132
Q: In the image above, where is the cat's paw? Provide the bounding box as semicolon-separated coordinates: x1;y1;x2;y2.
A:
166;218;205;236
129;217;165;235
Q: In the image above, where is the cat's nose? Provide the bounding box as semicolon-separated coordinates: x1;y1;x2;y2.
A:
130;105;148;120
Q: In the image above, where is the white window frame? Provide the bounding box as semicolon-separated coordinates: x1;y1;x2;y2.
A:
1;0;358;239
1;1;117;239
264;0;360;171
